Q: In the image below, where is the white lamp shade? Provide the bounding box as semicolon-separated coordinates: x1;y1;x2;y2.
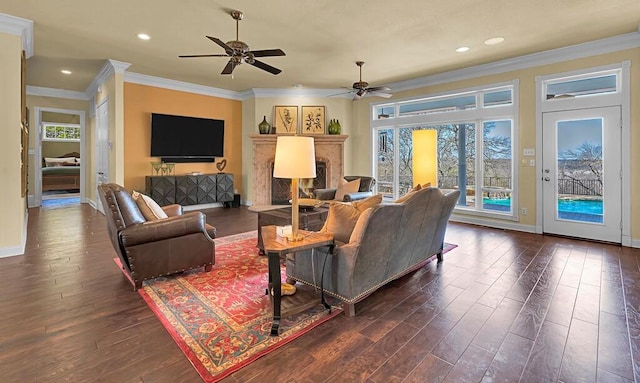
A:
412;129;438;187
273;136;316;179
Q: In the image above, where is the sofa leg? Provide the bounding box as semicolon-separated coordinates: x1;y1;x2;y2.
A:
343;303;356;317
437;251;443;262
204;264;213;272
133;280;142;291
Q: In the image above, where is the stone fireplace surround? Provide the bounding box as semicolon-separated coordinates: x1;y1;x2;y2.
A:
250;134;348;206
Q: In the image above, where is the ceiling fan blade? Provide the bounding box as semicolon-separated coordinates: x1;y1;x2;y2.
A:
368;91;393;98
367;86;391;92
250;49;286;57
178;54;230;58
221;59;237;75
206;36;233;54
327;90;354;97
249;59;282;75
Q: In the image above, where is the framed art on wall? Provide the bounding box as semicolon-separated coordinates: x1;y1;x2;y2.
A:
301;106;325;135
273;106;298;134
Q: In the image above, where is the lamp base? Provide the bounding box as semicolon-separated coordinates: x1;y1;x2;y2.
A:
285;233;305;242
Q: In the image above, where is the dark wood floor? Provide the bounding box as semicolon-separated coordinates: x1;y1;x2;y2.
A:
1;201;639;383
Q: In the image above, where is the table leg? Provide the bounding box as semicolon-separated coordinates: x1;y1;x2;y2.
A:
267;251;281;336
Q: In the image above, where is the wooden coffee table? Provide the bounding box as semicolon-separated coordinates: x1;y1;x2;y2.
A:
256;206;329;254
261;225;334;335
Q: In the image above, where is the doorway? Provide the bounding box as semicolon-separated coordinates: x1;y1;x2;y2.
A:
33;107;86;208
542;106;621;243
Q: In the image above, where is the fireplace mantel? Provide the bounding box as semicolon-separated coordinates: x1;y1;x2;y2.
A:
250;134;348;206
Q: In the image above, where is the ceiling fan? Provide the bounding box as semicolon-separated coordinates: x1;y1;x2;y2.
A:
332;61;392;100
179;10;285;75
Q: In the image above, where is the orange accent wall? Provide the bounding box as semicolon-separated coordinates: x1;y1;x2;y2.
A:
124;83;242;194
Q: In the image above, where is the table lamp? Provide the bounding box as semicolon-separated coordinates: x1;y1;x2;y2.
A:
273;136;316;241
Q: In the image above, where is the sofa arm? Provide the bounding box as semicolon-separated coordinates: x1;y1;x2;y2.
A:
119;211;210;247
314;188;337;200
161;204;183;217
343;191;374;202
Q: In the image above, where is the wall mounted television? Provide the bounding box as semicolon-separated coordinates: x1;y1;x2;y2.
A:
150;113;224;163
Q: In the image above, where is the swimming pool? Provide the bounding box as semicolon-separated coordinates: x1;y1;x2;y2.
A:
482;198;603;223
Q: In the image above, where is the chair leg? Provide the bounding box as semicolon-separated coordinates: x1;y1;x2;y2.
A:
204;264;213;272
343;303;356;317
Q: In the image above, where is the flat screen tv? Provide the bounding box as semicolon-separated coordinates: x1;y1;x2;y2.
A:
150;113;224;162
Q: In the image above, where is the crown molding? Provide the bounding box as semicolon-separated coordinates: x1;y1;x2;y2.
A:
85;59;131;98
0;13;34;58
388;32;640;93
124;72;243;100
26;85;90;100
247;88;352;99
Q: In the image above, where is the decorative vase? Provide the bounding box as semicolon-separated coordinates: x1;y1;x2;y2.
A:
328;119;341;135
258;116;271;134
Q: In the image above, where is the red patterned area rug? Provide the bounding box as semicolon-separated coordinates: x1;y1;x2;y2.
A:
136;231;343;382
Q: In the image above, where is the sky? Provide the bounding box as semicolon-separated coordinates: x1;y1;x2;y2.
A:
556;118;602;152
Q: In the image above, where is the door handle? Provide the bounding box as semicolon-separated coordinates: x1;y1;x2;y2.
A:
544;177;550;181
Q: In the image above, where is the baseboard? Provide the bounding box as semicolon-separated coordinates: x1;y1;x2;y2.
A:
628;237;640;248
27;194;36;208
450;213;537;234
183;203;223;211
0;209;28;258
87;198;98;211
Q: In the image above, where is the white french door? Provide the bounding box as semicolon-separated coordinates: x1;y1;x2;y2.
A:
542;106;621;243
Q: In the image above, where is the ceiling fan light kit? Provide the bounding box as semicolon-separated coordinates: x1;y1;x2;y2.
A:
329;61;393;100
179;10;285;75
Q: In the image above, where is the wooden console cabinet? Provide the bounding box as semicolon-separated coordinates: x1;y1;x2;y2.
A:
145;173;234;206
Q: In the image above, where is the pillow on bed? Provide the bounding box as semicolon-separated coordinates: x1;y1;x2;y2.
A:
45;157;75;167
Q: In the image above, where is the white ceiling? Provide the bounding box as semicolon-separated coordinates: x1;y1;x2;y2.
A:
2;0;639;93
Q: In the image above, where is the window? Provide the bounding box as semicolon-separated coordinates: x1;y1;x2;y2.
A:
42;123;80;141
545;73;617;100
372;83;517;219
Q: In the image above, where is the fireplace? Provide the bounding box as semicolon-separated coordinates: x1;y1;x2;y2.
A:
271;162;327;204
250;134;347;206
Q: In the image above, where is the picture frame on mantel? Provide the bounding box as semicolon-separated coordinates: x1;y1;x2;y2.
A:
273;105;298;134
301;106;326;135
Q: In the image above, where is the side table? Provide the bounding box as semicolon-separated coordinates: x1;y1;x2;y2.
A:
260;225;334;335
257;206;329;254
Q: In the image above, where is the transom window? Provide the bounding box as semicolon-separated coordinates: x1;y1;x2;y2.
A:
372;82;518;219
545;72;618;100
42;123;81;142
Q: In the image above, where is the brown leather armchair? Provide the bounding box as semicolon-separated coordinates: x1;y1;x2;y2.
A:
98;183;215;290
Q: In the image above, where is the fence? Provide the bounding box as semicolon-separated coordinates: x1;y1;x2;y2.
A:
382;176;602;197
557;178;602;196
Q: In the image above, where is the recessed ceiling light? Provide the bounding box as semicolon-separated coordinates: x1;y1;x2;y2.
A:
456;46;470;53
61;69;72;75
137;33;151;40
484;37;505;46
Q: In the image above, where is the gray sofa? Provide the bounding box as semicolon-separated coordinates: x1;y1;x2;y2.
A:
286;187;460;316
314;176;376;202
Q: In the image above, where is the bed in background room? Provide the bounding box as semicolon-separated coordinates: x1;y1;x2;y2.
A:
42;151;81;192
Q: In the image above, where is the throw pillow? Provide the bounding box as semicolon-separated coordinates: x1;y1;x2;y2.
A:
395;185;422;203
349;207;375;244
334;178;361;201
132;191;168;221
322;202;363;243
351;193;383;213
